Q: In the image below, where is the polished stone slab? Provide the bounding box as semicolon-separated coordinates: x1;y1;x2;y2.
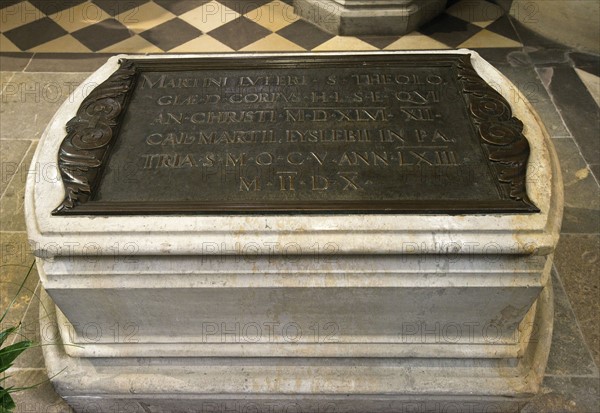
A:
51;54;539;215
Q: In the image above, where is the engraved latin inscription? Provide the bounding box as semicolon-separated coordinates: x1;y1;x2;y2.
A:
98;65;494;204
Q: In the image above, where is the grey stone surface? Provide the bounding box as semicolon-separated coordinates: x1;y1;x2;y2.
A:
554;234;600;367
541;377;600;413
0;52;32;71
551;138;600;234
542;66;600;165
546;270;599;376
3;369;72;413
0;72;90;141
293;0;447;35
496;64;571;139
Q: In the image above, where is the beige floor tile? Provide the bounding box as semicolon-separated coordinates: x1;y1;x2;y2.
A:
179;1;241;33
0;141;37;232
446;0;504;26
10;281;45;369
384;33;449;50
100;34;163;53
0;231;33;267
49;1;110;33
471;19;496;29
312;36;378;51
29;34;91;53
0;1;44;32
169;34;234;53
0;72;90;141
0;33;20;52
0;71;17;91
3;369;71;412
0;140;31;197
240;33;304;51
0;231;36;327
459;29;522;49
247;0;299;32
115;1;176;34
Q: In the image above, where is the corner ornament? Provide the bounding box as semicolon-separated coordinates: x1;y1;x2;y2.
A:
53;59;136;215
456;55;538;210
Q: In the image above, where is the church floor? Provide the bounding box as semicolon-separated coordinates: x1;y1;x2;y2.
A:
0;0;598;411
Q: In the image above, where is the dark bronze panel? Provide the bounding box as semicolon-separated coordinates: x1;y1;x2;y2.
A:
53;54;539;215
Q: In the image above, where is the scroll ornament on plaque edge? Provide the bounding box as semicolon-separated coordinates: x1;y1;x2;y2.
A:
456;54;538;211
53;59;136;214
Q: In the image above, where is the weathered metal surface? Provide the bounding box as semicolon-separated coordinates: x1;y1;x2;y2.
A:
53;54;539;215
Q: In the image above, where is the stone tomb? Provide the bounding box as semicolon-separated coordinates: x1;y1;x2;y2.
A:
26;51;563;412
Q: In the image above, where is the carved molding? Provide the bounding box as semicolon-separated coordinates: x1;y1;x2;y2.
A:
53;59;136;214
456;54;537;209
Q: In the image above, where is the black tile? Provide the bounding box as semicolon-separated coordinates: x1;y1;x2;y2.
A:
546;270;599;376
0;0;23;9
91;0;150;16
358;35;401;50
215;0;271;14
27;0;86;15
153;0;209;16
3;17;68;50
418;13;483;48
0;52;33;71
140;18;202;51
25;53;119;72
276;19;333;51
546;67;600;165
485;15;520;42
472;48;529;67
570;52;600;77
71;18;132;52
208;16;271;50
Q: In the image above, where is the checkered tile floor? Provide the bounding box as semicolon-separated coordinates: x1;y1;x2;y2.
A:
0;0;523;53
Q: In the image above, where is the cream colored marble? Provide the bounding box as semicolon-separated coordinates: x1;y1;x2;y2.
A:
179;1;240;33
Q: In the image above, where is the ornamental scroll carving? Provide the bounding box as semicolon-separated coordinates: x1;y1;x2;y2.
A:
456;55;536;209
53;59;136;214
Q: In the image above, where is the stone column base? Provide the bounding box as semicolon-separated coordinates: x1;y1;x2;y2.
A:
293;0;447;36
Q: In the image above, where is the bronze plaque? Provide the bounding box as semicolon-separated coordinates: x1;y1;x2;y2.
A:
54;54;539;215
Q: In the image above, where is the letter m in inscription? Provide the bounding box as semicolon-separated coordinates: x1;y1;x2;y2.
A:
240;177;259;191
